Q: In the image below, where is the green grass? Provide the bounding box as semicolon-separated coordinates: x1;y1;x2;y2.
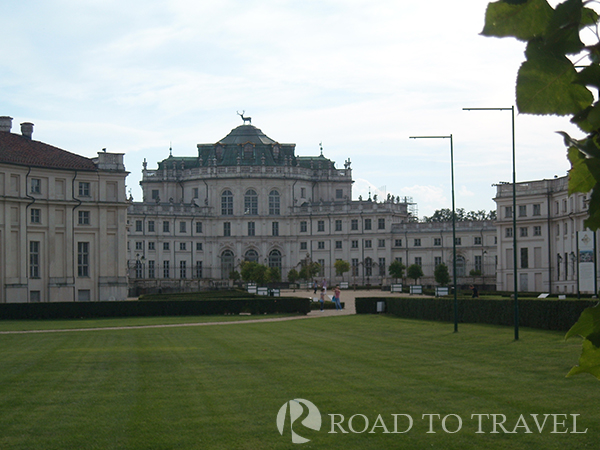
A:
0;315;598;449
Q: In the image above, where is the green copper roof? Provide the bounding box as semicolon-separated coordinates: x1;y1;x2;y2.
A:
217;125;276;145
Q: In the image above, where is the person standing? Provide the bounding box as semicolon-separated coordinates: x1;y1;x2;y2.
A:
333;285;342;310
319;288;326;311
313;280;318;294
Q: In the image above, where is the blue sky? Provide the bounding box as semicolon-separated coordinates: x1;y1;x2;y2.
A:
2;0;583;218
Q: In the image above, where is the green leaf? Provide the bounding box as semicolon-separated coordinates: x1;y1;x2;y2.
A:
566;339;600;378
516;46;593;114
482;0;554;40
566;304;600;379
568;146;595;194
584;186;600;230
544;0;584;55
566;304;600;342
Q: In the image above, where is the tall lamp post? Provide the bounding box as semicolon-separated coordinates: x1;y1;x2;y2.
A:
463;106;519;341
409;135;458;333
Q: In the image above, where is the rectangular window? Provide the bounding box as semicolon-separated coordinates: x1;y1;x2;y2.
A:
394;239;402;247
196;242;203;251
31;178;41;194
163;242;170;250
196;222;203;234
30;241;40;278
505;206;513;219
378;239;385;248
193;188;199;199
318;259;325;277
520;227;528;237
521;248;529;269
533;226;542;236
163;221;170;233
301;187;306;198
533;203;541;216
196;261;203;278
77;290;91;302
335;220;342;232
135;220;143;232
135;241;143;251
364;240;372;248
300;221;307;233
415;257;422;267
434;238;441;246
248;222;255;236
475;255;482;272
148;221;155;232
414;238;421;247
148;260;155;278
351;240;359;249
474;236;482;245
318;241;325;249
506;227;513;238
379;258;386;276
352;258;359;277
30;291;41;303
434;256;442;267
518;205;527;217
336;189;343;199
78;182;90;197
163;260;170;278
455;237;461;246
335;241;343;249
180;261;187;278
300;242;307;250
318;220;325;232
364;219;372;230
151;189;159;200
180;242;186;251
351;219;358;231
148;242;155;251
30;208;41;224
378;218;385;230
179;221;187;233
224;222;231;237
272;222;279;236
78;210;90;225
77;242;89;277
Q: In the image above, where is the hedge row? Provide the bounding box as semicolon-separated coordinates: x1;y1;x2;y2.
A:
0;297;311;320
356;297;598;332
138;290;256;301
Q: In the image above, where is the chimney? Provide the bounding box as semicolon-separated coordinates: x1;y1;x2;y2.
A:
0;116;12;132
20;122;34;140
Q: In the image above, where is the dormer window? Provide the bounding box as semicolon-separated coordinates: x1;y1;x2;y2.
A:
215;145;224;161
272;144;280;160
244;143;254;160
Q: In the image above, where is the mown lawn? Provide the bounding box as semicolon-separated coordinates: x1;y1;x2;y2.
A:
0;315;597;449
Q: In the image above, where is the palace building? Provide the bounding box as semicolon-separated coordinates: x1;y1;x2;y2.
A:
0;116;129;303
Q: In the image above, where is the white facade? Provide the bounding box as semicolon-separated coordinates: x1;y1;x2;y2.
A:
0;117;129;303
494;176;594;294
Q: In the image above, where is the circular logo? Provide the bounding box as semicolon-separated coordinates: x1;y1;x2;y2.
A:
277;398;322;444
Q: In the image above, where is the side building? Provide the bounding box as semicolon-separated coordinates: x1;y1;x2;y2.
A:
0;116;129;303
494;175;593;294
127;122;413;293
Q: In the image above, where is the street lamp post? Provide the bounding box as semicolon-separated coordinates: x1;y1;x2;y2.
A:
410;134;458;333
463;106;519;340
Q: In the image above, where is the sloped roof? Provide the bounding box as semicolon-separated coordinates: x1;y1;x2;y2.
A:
217;124;276;145
0;131;97;171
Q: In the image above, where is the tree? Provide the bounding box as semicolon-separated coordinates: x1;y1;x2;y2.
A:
268;266;281;283
434;263;450;286
240;261;269;285
334;259;350;281
407;264;424;285
229;270;241;285
422;208;496;222
287;268;299;284
388;260;406;282
299;261;320;282
482;0;600;379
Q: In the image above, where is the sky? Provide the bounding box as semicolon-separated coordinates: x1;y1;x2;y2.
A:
1;0;587;218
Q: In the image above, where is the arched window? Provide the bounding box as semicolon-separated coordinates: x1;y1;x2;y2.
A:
268;249;282;272
221;190;233;215
221;250;234;279
455;255;466;277
244;189;258;215
244;249;259;263
269;190;280;215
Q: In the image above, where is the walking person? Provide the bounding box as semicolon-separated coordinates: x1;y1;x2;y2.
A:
319;288;326;311
333;285;342;310
313;280;318;294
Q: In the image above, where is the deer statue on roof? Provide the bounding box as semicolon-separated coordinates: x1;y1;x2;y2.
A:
237;110;252;125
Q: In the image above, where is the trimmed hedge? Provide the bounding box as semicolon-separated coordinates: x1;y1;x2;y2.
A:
309;301;345;311
138;290;255;301
356;297;598;332
0;297;310;320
